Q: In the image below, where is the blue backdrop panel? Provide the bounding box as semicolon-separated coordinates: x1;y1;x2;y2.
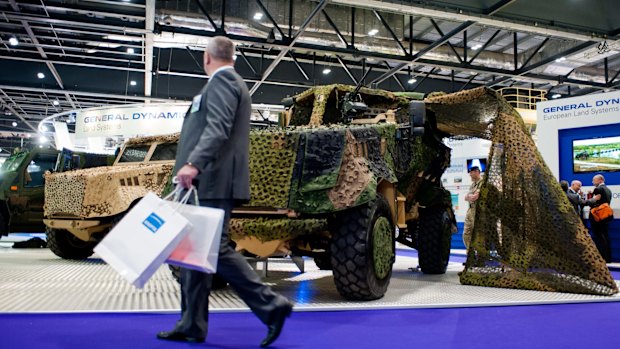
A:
558;123;620;262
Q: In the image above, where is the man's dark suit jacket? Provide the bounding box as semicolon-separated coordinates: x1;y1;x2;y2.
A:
566;189;583;216
174;67;251;202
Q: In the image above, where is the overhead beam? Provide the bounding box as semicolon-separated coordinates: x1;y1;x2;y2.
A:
288;51;310;81
249;0;327;95
337;55;358;84
468;30;501;64
0;92;38;132
145;0;155;98
322;9;350;48
373;10;408;56
484;0;518;15
194;0;220;31
429;19;462;63
255;0;287;40
330;0;603;41
371;21;474;84
520;38;549;69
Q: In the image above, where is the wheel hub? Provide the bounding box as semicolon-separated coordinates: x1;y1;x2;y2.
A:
372;217;393;279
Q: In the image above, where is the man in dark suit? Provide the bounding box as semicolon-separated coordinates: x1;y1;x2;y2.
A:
585;174;613;262
157;36;292;347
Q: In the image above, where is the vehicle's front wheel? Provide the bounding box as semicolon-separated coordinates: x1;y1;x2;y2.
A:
331;195;395;300
46;227;96;259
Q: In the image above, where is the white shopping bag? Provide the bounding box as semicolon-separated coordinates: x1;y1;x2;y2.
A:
94;191;192;288
166;196;225;273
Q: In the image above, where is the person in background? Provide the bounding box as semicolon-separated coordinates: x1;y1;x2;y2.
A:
560;180;569;193
584;174;613;263
157;36;293;347
566;180;587;226
463;166;483;250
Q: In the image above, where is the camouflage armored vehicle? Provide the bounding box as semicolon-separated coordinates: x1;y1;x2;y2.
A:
43;84;456;301
43;134;176;259
0;147;111;237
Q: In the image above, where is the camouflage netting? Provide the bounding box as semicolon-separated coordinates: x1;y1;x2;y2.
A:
229;217;328;242
428;87;617;296
44;163;173;218
124;133;180;146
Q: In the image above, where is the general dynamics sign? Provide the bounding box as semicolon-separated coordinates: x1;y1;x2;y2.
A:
540;96;620;121
75;103;190;139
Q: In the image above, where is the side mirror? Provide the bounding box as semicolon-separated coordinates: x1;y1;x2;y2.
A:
408;101;426;136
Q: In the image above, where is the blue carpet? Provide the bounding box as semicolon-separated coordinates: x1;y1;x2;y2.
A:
3;303;620;349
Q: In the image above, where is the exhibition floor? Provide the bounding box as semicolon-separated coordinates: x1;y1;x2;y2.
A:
2;238;620;348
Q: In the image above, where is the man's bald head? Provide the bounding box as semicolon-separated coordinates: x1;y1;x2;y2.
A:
203;36;235;75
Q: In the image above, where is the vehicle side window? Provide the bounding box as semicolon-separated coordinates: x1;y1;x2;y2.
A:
118;146;150;163
150;143;177;161
24;153;57;188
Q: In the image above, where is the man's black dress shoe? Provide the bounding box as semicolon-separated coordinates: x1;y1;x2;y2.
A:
260;303;293;347
156;330;205;343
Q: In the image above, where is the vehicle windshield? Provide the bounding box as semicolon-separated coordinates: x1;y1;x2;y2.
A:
0;152;27;173
118;145;150;163
150;143;177;161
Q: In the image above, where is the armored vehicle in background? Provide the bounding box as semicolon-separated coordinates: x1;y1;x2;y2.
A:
43;84;456;301
0;147;111;237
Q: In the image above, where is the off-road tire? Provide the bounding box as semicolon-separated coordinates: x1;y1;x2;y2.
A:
168;265;228;290
331;195;395;300
46;227;96;260
417;207;452;274
313;252;333;270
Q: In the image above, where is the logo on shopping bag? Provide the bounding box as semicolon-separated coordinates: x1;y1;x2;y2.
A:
142;212;165;233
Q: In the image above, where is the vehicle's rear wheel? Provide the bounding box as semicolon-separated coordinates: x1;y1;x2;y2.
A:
417;207;452;274
331;195;395;300
46;227;96;259
313;252;333;270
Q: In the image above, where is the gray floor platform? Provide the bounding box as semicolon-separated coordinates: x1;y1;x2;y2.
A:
2;243;620;314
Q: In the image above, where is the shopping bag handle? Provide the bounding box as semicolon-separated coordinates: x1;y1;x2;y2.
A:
163;177;200;208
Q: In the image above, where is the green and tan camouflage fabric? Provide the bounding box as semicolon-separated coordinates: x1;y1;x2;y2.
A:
427;87;617;296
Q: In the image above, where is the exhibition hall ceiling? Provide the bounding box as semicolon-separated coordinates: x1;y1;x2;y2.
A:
0;0;619;149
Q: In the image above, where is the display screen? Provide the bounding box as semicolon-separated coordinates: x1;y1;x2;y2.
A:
466;158;487;172
572;135;620;173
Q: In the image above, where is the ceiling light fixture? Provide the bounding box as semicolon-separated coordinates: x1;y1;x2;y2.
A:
407;78;417;84
127;47;135;54
368;29;379;36
86;48;97;53
253;12;263;20
322;68;331;75
471;44;483;50
130;80;137;86
37;72;45;79
8;37;18;46
551;93;562;99
11;121;17;127
39;136;48;144
555;57;566;62
52;100;59;106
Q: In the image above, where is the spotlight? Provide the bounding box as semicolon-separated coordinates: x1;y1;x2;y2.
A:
551;94;562;99
41;125;48;132
127;47;135;54
368;29;379;36
52;100;59;106
407;78;417;84
130;80;137;86
9;37;18;46
322;68;331;75
471;44;482;50
37;72;45;79
12;121;17;127
39;136;48;144
253;12;263;20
